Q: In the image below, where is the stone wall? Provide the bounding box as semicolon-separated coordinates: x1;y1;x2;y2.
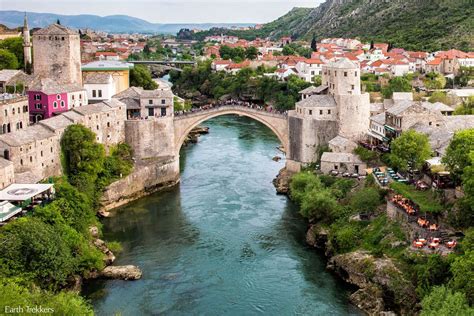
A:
100;156;180;211
125;117;175;160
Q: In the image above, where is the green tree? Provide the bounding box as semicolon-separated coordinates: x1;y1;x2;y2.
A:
390;130;432;172
245;46;258;60
350;188;381;213
0;37;24;68
289;172;321;204
453;96;474;115
0;49;19;70
312;75;322;87
450;250;474;303
282;45;295;56
300;189;339;221
420;286;473;316
0;217;75;288
381;76;412;99
0;280;94;315
424;72;447;90
442;129;474;183
130;64;158;90
310;35;317;51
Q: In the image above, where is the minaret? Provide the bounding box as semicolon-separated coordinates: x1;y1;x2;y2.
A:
23;13;32;70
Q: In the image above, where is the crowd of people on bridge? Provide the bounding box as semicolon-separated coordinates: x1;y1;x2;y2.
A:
174;99;288;117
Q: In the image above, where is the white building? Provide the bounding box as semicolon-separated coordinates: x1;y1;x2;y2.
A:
83;73;116;103
295;59;324;83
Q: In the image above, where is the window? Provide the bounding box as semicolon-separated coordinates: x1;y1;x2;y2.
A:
355;71;358;77
107;122;110;127
96;125;99;130
92;90;97;98
149;99;153;105
4;109;7;116
41;151;43;157
23;106;28;112
53;101;58;108
328;110;331;114
98;90;102;98
309;110;312;115
35;103;42;109
148;108;154;116
429;122;432;126
319;110;323;115
79;94;82;99
72;94;75;100
12;108;15;115
351;85;355;90
335;71;337;77
60;100;65;108
56;94;61;100
161;99;166;104
34;94;41;100
344;72;347;77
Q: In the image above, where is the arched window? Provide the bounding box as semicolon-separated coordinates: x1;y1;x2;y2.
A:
4;149;9;160
56;94;61;100
60;100;65;108
53;101;58;108
20;159;23;165
7;123;10;133
2;124;6;134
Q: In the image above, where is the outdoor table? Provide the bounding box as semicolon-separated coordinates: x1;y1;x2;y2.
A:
413;241;423;248
428;242;439;249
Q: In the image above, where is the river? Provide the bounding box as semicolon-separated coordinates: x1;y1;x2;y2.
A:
83;115;360;315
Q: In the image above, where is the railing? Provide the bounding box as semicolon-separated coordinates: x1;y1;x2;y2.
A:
174;103;288;120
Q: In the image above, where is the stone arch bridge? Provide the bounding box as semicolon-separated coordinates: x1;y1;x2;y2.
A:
173;105;289;155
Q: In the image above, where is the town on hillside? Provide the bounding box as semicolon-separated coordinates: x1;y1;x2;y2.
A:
0;10;473;316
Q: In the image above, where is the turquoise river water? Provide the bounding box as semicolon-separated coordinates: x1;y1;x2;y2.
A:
83;115;360;316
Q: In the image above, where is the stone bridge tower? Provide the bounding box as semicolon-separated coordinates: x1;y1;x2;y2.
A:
32;23;82;85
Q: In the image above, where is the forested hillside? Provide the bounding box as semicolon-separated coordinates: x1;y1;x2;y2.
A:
193;0;474;51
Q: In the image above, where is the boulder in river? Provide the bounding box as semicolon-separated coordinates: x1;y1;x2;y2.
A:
101;265;142;280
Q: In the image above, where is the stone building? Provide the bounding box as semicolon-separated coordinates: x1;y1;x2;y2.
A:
0;158;14;189
322;59;370;140
32;24;82;85
320;152;367;175
287;58;370;169
0;100;127;183
28;78;87;122
0;95;29;134
113;86;174;119
83;73;116;103
82;60;134;95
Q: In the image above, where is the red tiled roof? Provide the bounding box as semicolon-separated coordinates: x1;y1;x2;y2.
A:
427;58;442;66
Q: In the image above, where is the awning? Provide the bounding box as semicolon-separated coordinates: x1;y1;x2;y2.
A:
384;125;396;132
0;201;22;222
0;183;54;201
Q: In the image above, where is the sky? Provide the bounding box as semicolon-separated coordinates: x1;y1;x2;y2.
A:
0;0;323;24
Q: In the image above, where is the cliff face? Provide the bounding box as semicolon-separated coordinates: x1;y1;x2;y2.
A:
265;0;473;51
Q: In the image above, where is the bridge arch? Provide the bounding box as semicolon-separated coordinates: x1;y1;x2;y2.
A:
173;106;289;157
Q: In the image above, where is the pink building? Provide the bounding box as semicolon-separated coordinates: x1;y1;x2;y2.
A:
28;78;87;123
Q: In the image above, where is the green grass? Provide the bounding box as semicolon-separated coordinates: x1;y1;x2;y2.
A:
390;182;444;213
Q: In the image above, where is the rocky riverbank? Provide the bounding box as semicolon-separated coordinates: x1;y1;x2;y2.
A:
305;224;417;315
87;226;143;281
273;167;293;194
183;125;209;146
276;180;416;315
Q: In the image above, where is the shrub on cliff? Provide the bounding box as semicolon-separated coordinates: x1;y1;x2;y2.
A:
0;279;93;315
421;285;473;316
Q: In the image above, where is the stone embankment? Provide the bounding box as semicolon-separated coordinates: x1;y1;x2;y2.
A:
99;156;180;214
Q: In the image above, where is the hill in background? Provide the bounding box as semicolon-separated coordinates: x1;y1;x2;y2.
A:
0;11;255;34
194;0;474;51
